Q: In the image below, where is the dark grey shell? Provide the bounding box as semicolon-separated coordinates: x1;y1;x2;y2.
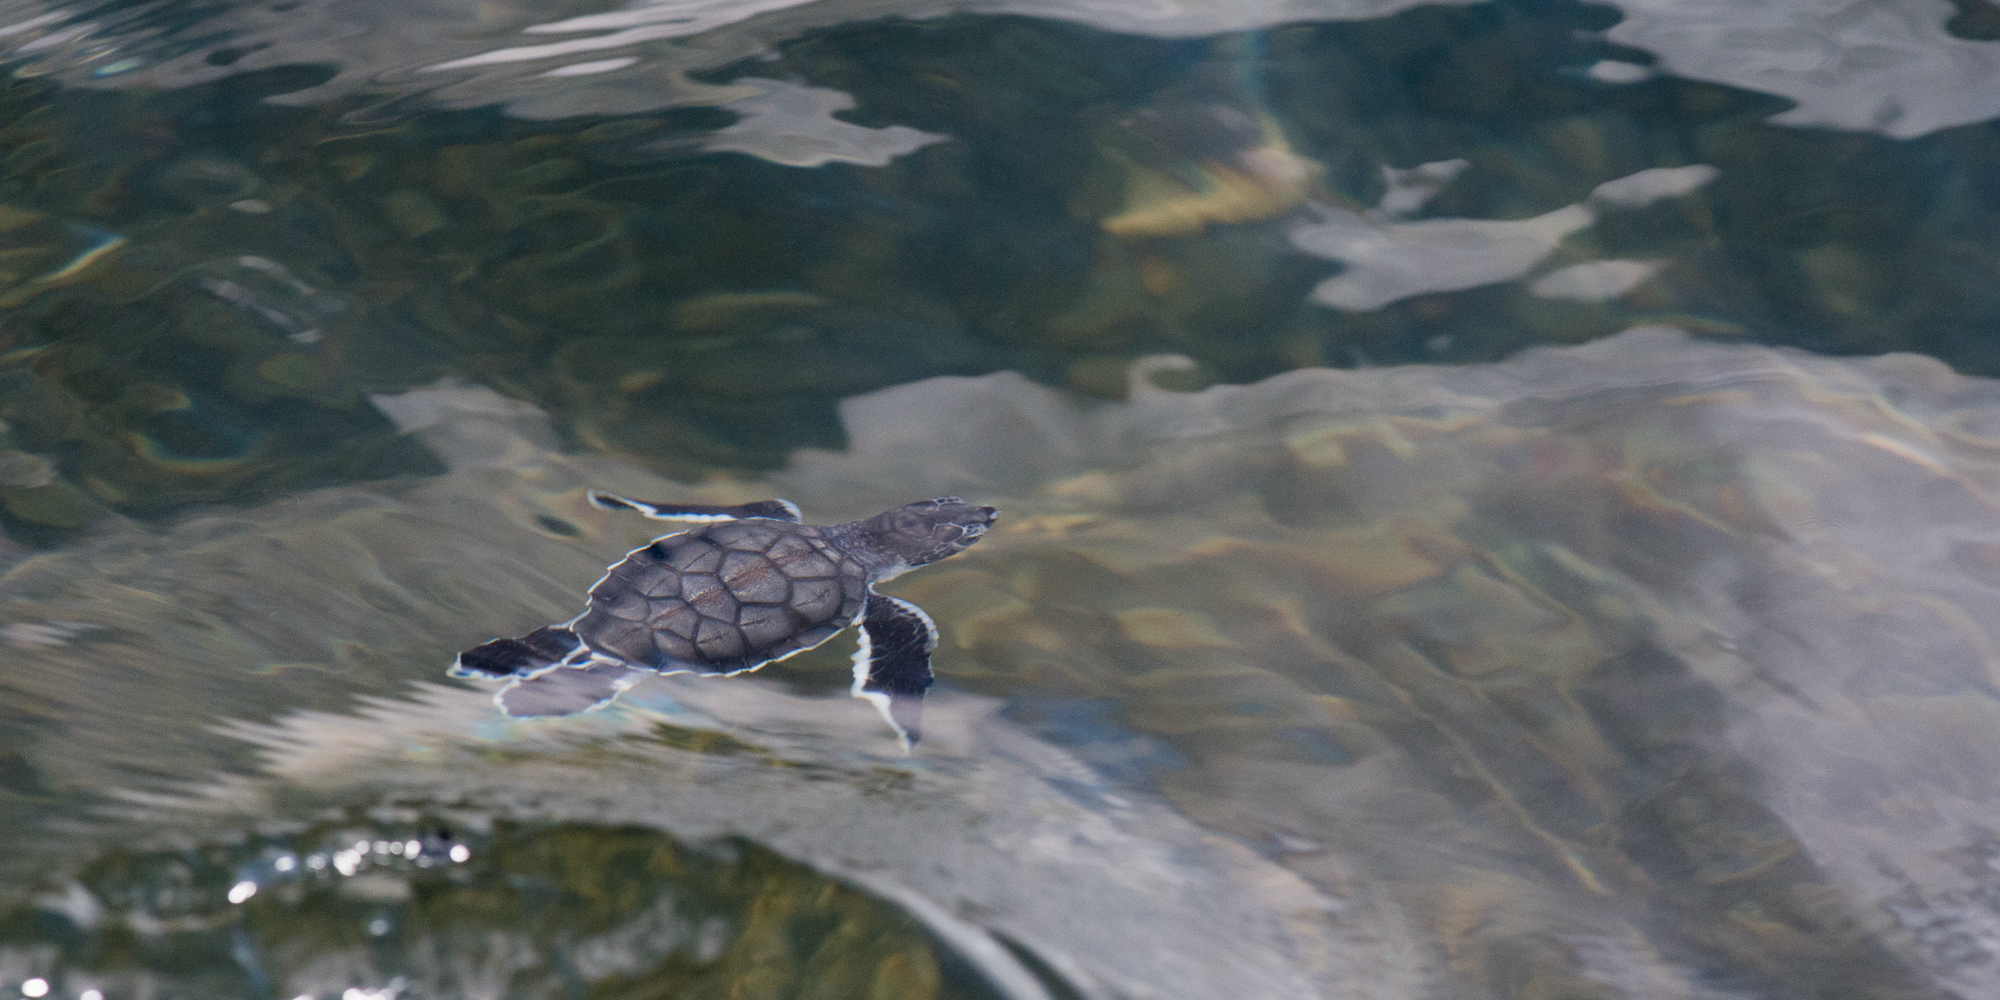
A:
572;519;870;674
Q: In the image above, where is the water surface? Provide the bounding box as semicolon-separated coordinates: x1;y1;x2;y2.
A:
5;0;2000;997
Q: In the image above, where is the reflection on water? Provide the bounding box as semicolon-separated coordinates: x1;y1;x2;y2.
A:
11;329;2000;996
0;0;1476;118
698;79;948;167
1596;0;2000;139
1288;162;1717;311
14;0;2000;141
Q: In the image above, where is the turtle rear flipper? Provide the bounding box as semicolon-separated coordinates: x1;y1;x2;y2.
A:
451;626;583;679
852;592;938;749
498;659;644;717
588;491;802;523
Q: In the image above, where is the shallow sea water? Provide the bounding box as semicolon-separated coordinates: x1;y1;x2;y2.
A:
5;0;2000;997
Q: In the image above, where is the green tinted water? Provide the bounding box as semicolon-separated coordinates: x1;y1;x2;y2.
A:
4;6;2000;524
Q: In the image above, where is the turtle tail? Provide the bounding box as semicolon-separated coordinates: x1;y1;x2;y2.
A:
450;625;584;679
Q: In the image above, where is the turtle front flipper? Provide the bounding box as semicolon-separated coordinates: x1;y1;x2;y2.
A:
852;592;939;749
451;625;584;679
497;659;644;717
588;491;802;523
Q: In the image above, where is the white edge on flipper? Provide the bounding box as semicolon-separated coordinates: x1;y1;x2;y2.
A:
849;624;903;751
900;596;941;646
850;594;937;753
587;490;740;522
586;489;801;523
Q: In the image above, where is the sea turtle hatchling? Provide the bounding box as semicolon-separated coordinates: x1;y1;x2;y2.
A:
451;492;998;746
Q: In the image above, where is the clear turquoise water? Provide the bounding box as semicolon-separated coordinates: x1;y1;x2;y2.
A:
6;1;2000;997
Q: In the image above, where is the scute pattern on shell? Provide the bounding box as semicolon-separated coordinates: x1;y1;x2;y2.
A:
576;523;868;674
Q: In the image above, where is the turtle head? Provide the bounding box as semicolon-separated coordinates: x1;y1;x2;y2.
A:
864;497;999;569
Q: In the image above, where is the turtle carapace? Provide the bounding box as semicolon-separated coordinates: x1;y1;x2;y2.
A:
452;492;998;747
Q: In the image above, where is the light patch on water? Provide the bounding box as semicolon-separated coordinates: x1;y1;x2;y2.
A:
1290;161;1716;311
33;882;102;930
367;380;560;471
1293;203;1595;310
1529;259;1661;301
0;12;70;40
538;56;638;77
699;78;948;168
1585;59;1652;83
2;621;99;648
1587;164;1720;207
1601;0;2000;138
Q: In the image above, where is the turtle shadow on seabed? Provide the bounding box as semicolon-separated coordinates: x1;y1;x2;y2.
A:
13;327;2000;997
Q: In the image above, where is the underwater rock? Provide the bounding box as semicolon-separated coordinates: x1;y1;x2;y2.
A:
6;819;1003;1000
0;213;127;309
1;480;88;527
200;680;1395;1000
0;247;441;525
379;188;448;238
0;352;88;446
151;157;264;208
0;451;57;488
670;289;827;330
1096;103;1320;237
